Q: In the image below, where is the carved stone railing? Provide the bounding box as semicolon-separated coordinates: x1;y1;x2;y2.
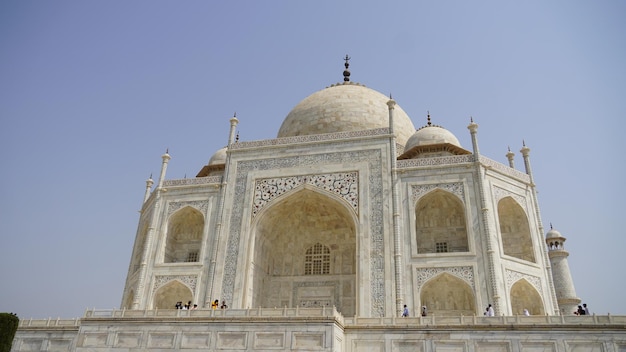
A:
396;155;531;184
19;310;625;328
162;176;222;187
479;155;531;182
18;317;81;327
229;128;391;150
397;154;474;168
345;314;626;326
82;307;343;323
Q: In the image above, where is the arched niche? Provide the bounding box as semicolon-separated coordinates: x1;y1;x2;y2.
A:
415;190;468;254
153;280;193;309
498;197;535;262
420;273;475;316
164;206;204;263
251;188;356;316
510;279;545;315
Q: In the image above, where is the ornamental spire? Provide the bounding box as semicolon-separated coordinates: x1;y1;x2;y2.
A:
343;55;351;82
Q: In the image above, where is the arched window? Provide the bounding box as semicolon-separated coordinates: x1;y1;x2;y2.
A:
304;243;330;275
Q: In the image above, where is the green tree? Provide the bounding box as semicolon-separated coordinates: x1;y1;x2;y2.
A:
0;313;19;352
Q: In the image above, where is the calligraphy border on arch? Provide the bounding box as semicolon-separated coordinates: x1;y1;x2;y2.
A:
411;182;464;203
221;149;385;316
252;172;359;217
152;275;198;294
505;269;542;294
415;266;475;290
167;200;209;217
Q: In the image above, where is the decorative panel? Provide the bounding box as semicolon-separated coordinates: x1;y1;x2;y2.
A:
152;275;198;293
222;149;385;316
411;182;464;203
505;270;541;293
217;332;247;349
415;266;475;290
167;200;209;217
254;332;285;349
181;333;211;349
253;172;358;217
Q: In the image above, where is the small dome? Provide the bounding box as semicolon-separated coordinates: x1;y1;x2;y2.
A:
278;83;415;145
208;147;227;165
546;228;563;240
404;125;462;151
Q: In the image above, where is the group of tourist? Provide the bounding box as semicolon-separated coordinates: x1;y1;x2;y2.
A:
574;303;590;315
211;299;228;309
484;304;495;316
174;301;197;310
173;300;228;310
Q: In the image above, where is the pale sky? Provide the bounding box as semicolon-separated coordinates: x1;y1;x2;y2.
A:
1;1;624;319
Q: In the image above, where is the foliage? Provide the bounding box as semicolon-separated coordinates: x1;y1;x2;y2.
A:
0;313;19;352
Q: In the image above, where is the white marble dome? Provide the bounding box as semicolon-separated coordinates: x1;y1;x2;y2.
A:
404;125;462;150
208;147;227;165
277;82;416;145
546;228;563;240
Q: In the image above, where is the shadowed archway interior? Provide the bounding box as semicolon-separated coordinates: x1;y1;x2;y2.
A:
250;188;357;316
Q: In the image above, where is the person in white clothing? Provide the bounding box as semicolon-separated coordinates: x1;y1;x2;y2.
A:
487;304;494;317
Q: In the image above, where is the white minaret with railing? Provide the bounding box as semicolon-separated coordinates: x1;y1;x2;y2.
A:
546;225;581;315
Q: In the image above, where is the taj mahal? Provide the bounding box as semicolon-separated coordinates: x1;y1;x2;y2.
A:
11;59;626;352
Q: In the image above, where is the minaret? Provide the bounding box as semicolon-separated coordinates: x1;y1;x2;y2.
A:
545;225;581;315
520;141;560;314
468;118;504;315
156;150;171;190
387;96;404;316
142;174;154;205
228;113;239;147
506;146;515;168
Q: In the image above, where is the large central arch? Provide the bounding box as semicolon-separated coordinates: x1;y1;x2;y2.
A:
249;188;357;316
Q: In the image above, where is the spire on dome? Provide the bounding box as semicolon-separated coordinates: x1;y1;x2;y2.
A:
427;111;432;126
343;55;351;82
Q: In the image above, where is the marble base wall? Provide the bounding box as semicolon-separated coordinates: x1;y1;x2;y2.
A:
12;311;626;352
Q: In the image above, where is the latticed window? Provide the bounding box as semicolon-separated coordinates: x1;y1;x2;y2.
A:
186;251;199;262
304;243;330;275
435;242;448;253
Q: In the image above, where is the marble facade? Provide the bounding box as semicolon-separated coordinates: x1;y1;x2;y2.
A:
13;73;620;351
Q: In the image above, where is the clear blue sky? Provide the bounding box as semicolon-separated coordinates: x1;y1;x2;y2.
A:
1;1;624;319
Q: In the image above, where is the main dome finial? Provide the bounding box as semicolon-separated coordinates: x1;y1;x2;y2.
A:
343;54;351;82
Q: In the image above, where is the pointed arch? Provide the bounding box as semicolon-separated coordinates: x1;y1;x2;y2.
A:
153;280;193;309
510;279;545;315
249;187;356;316
164;206;204;263
498;197;535;262
420;273;475;316
415;189;469;253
